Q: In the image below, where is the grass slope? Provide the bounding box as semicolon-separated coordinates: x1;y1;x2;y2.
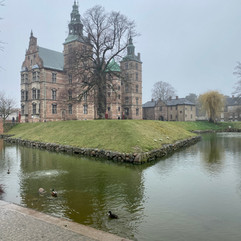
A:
7;120;195;153
7;120;240;153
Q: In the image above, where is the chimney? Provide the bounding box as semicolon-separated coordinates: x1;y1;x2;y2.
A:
232;95;234;99
151;98;154;102
176;96;178;100
138;53;141;61
169;96;172;100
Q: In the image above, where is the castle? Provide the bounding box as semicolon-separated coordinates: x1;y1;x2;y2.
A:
20;2;142;122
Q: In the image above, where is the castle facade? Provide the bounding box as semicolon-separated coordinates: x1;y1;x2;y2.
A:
20;2;142;122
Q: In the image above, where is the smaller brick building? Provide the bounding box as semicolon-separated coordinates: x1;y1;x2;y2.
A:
220;96;241;121
143;97;196;121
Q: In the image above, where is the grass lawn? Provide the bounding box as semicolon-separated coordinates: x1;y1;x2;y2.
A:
6;120;241;153
7;120;195;153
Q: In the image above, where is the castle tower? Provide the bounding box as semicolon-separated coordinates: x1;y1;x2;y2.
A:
63;1;95;120
63;1;89;71
121;37;142;119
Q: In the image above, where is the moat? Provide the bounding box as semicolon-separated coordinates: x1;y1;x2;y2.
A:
1;133;241;241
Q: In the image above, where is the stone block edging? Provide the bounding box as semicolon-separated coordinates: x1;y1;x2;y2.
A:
1;135;201;164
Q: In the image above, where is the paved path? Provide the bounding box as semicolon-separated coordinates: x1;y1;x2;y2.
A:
0;200;130;241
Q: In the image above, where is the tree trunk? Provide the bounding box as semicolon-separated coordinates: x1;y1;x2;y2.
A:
96;76;107;119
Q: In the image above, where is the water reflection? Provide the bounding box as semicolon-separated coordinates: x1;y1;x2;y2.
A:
0;142;145;240
1;133;241;241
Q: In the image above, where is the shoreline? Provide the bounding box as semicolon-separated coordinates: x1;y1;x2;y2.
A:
1;134;201;164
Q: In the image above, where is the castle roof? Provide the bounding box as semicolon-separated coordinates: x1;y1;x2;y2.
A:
38;47;64;71
105;59;121;72
226;96;241;106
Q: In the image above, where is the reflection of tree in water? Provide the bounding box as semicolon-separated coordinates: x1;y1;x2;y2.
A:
17;146;145;240
200;134;225;174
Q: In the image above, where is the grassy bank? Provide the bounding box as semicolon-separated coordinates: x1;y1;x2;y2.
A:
167;121;241;131
6;120;240;153
7;120;195;153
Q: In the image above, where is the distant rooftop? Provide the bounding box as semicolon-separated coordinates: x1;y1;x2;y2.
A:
143;98;195;108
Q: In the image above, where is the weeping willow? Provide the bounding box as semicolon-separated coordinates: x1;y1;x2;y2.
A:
199;91;225;123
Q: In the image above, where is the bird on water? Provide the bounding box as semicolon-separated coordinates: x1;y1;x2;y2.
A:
108;211;118;219
51;189;57;197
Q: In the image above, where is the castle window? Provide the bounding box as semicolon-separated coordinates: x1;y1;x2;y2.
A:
125;97;129;104
83;104;88;114
118;94;120;100
52;104;57;114
83;92;87;102
160;106;162;111
170;114;172;120
52;73;57;83
136;97;138;105
136;63;138;70
52;90;57;100
25;91;28;101
36;71;40;81
37;89;40;99
21;105;24;115
107;107;111;111
136;108;139;116
125;84;129;93
32;72;36;81
136;72;138;81
21;91;24;101
68;90;72;100
68;104;72;115
125;73;129;80
25;74;28;83
118;85;120;91
21;74;24;84
68;74;72;84
32;103;36;115
32;89;36;100
124;108;129;116
136;85;139;93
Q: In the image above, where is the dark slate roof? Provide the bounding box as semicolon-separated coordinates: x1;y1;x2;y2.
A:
38;47;64;71
142;98;195;108
226;96;241;106
166;98;195;106
142;101;156;108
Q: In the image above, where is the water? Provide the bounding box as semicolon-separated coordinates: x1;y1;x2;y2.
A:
0;133;241;241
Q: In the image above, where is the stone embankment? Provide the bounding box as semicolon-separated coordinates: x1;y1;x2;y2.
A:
1;134;201;164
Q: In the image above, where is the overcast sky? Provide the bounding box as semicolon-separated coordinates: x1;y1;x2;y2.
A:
1;0;241;106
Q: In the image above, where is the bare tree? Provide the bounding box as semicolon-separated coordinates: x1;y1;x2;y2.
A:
199;91;225;123
151;81;176;101
0;91;16;123
65;5;137;119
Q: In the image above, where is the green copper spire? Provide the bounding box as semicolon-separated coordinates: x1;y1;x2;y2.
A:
64;1;86;44
127;36;135;56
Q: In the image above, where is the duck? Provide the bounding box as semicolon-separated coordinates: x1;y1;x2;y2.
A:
7;169;10;174
38;188;45;194
51;189;57;197
108;211;118;219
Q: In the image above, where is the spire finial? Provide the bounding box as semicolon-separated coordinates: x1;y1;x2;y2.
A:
31;30;33;37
